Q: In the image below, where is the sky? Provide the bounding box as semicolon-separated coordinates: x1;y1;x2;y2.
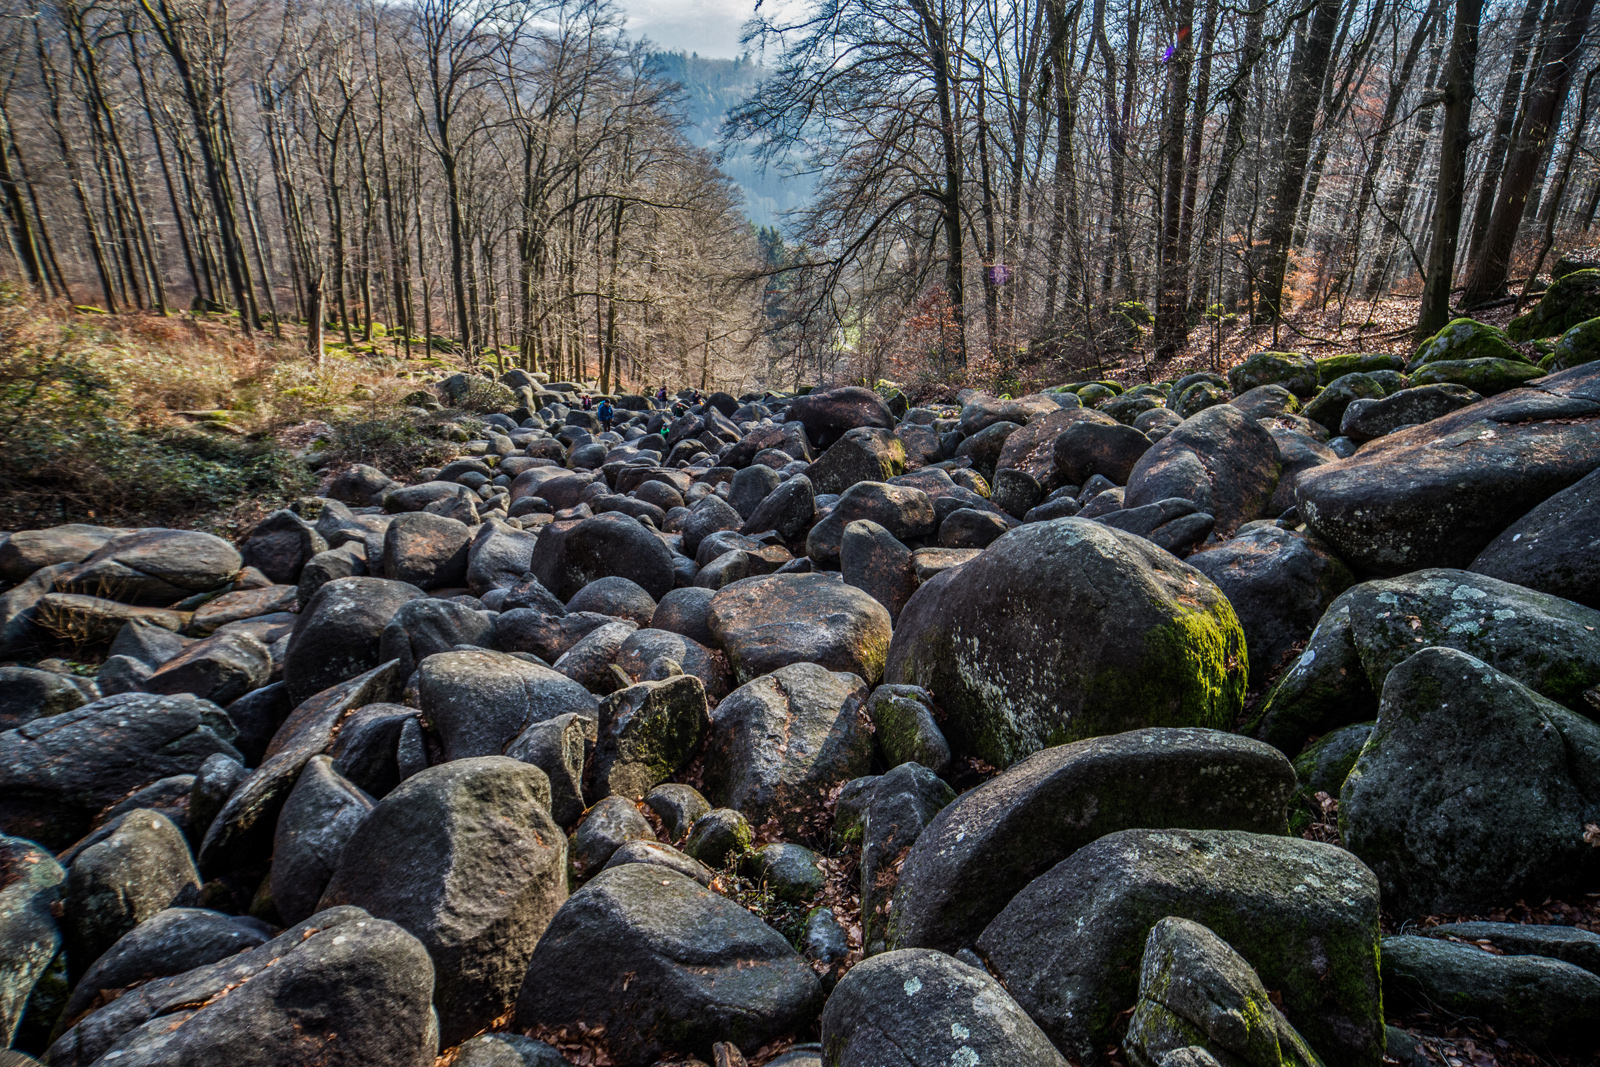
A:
619;0;760;57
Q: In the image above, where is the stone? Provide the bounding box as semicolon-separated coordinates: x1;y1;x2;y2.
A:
1381;934;1600;1048
0;693;240;851
61;529;241;605
1302;372;1387;433
701;663;873;835
456;1034;568;1067
886;519;1246;769
643;783;712;842
1095;497;1215;557
505;713;595;827
805;481;936;566
1411;317;1525;366
466;518;540;596
553;620;638;693
419;649;598;762
1469;465;1600;609
1294;363;1600;574
329;462;402;505
513;865;820;1064
1228;351;1319;397
1186;525;1355;687
683;808;755;868
820;948;1068;1067
977;828;1382;1067
319;757;567;1045
1339;383;1480;442
650;586;719;645
381;511;471;589
805;428;907;494
377;596;498;676
728;464;782;518
1123;917;1322;1067
63;809;200;983
740;473;817;541
680;495;746;558
742;842;825;902
1548;316;1600;371
887;728;1295;955
1052;419;1154;486
938;508;1011;548
530;511;675;601
604;839;714;886
593;675;711;799
990;467;1042;518
1339;647;1600;917
0;666;88;731
297;542;368;607
994;408;1116;484
188;752;248;838
787;386;896;448
1314;352;1405;385
1125;403;1280;537
270;755;374;924
615;628;730;699
143;630;273;705
281;576;423;703
1229;384;1300;420
958;393;1061;435
1409;357;1544;395
239;510;327;585
223;681;293;767
1508;268;1600;340
709;573;893;686
0;836;64;1047
45;906;437;1067
865;684;951;774
1249;568;1600;755
188;584;298;636
34;594;189;645
858;763;954;948
0;523;121;583
570;794;656;880
496;608;613;662
569;576;657;626
954;420;1021;480
60;907;270;1027
841;520;917;621
1290;722;1371;829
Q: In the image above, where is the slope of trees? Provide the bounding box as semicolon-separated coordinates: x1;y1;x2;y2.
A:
0;0;769;392
731;0;1600;385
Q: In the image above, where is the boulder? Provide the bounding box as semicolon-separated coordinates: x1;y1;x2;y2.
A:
570;794;655;879
530;511;675;601
709;573;893;685
466;519;540;596
568;576;657;626
1469;465;1600;609
886;519;1246;769
377;596;497;676
1125;403;1280;536
1381;934;1600;1048
995;408;1116;484
858;763;954;948
1186;525;1355;687
701;662;873;836
865;684;951;774
0;692;240;851
0;523;121;583
1314;351;1405;385
319;757;567;1045
270;755;375;924
456;1035;568;1067
0;836;64;1047
0;666;88;732
1052;419;1154;486
142;630;273;706
63;809;200;984
1338;383;1480;443
740;473;816;540
649;586;718;645
1410;317;1524;366
805;481;935;566
513;864;820;1064
419;649;598;762
329;462;402;505
592;675;711;799
787;386;896;448
643;783;712;842
1508;268;1600;340
1302;372;1387;433
1548;316;1600;371
1339;647;1600;916
604;839;714;886
504;713;595;827
1249;568;1600;755
553;620;638;692
60;529;241;605
381;511;471;589
887;728;1295;954
281;576;423;704
239;510;327;585
1294;363;1600;574
976;828;1383;1067
35;594;189;644
1421;921;1600;976
680;495;745;559
821;948;1067;1067
804;428;907;495
1227;351;1318;397
840;519;917;621
1124;917;1323;1067
44;906;437;1067
1409;357;1544;395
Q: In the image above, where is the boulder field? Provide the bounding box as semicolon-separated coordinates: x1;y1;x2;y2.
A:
4;349;1600;1066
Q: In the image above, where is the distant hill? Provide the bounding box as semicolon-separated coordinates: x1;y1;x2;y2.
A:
649;51;814;228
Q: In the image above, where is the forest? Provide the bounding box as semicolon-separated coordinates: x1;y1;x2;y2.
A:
0;0;1596;394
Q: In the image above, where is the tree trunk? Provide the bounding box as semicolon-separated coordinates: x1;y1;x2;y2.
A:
1465;0;1544;263
1416;0;1483;340
1153;0;1198;358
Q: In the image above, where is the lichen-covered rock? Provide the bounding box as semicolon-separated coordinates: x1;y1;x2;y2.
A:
1548;316;1600;371
0;835;63;1047
804;428;907;494
709;573;892;685
1249;569;1600;755
513;864;820;1065
1123;917;1323;1067
886;519;1246;769
1339;647;1600;917
865;684;950;774
887;728;1295;955
1125;404;1280;536
977;828;1383;1067
1295;362;1600;574
1228;351;1318;398
1420;921;1600;976
1339;383;1481;442
593;675;710;799
1411;318;1524;367
1470;466;1600;609
1313;352;1405;386
1409;357;1544;395
1302;372;1387;433
858;763;953;949
1508;268;1600;340
820;948;1067;1067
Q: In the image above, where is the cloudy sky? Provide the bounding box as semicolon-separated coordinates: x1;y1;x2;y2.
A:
618;0;761;57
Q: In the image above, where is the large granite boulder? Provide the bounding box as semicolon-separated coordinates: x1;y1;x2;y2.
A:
1470;465;1600;609
709;573;892;686
59;529;241;605
281;576;423;704
530;511;675;601
1125;403;1281;536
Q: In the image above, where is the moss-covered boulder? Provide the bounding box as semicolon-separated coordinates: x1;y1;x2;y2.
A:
1166;373;1230;418
1288;721;1371;834
1124;918;1324;1067
1314;352;1405;386
887;728;1295;955
885;519;1247;769
1410;317;1523;368
1409;357;1544;395
977;828;1384;1067
1508;268;1600;340
1301;372;1386;433
1340;647;1600;917
1228;351;1318;398
1548;316;1600;371
1100;392;1164;424
1077;382;1118;406
1249;569;1600;756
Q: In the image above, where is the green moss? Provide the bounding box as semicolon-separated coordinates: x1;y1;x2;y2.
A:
1548;317;1600;371
1508;269;1600;340
1315;352;1405;386
1409;358;1544;395
1411;318;1524;367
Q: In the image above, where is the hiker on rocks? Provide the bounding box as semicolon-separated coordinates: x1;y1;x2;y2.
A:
581;394;592;412
656;386;668;404
597;398;614;432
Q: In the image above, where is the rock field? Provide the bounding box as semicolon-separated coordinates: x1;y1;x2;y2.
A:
4;325;1600;1066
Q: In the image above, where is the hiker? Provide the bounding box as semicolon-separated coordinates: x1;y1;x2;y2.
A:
597;398;614;432
656;386;668;404
581;394;592;411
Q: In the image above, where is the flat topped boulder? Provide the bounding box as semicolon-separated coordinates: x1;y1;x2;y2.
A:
886;518;1247;769
887;728;1295;955
1295;362;1600;574
708;572;892;685
60;529;241;605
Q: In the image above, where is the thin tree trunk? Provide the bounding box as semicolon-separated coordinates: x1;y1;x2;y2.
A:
1417;0;1483;339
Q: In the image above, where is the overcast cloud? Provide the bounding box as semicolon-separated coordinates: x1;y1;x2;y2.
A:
620;0;759;57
